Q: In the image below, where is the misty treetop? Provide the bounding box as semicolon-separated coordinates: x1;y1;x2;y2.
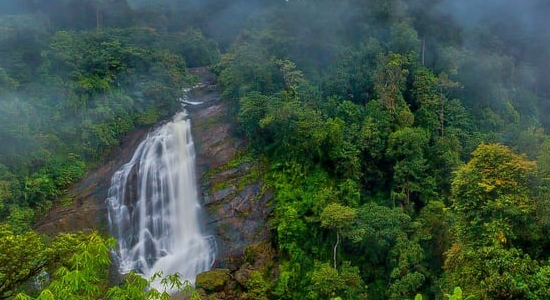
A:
2;0;550;299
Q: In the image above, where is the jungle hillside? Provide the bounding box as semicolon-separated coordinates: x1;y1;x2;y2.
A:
2;0;550;299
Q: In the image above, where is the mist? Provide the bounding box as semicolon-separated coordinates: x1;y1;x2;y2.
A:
416;0;549;132
438;0;550;33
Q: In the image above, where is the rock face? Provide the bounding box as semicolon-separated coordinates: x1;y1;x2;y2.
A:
35;68;274;298
188;68;274;300
187;68;273;270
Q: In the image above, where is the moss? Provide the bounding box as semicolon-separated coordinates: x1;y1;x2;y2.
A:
243;270;270;300
236;165;260;193
225;151;254;169
243;242;275;272
211;180;232;193
203;150;254;181
60;195;75;207
193;114;223;132
195;269;231;292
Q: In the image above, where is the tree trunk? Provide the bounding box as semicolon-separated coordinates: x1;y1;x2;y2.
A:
422;36;426;66
333;231;340;269
439;88;445;137
406;181;410;208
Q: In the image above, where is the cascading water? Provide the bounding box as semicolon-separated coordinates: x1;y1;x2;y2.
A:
107;109;215;289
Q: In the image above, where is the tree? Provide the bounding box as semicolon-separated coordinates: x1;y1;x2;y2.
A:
412;68;459;137
0;164;22;219
451;143;536;246
354;203;427;300
309;262;343;300
386;127;432;209
0;224;46;299
358;100;392;189
388;22;420;55
216;41;280;100
321;39;382;102
177;29;220;67
405;287;475;300
444;245;550;300
536;138;550;233
308;261;366;300
238;91;269;144
373;53;409;116
90;0;110;29
444;144;547;299
320;203;357;269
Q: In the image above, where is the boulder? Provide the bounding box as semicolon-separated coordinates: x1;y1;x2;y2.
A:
195;269;231;292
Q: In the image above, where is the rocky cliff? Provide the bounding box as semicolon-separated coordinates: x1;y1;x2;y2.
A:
35;68;274;298
187;68;272;267
187;68;275;300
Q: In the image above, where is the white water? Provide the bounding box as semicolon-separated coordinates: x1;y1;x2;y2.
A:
107;111;215;289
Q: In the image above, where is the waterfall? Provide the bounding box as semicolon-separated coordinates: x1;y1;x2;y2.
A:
107;110;215;288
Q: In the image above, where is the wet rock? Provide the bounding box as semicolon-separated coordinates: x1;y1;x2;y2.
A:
211;186;237;203
195;269;231;292
188;70;272;271
234;263;253;286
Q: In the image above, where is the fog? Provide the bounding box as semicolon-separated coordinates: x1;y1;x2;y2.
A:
2;0;550;166
436;0;550;114
439;0;549;33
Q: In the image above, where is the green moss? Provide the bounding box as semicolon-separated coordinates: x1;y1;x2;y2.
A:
226;152;255;169
241;270;270;300
195;269;231;292
211;181;232;193
244;242;272;267
203;150;255;181
236;165;261;193
60;195;75;207
193;115;223;132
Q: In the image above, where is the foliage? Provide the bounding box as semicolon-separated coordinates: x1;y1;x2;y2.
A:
406;287;475;300
176;29;220;67
0;24;209;228
386;127;431;209
451;143;537;246
0;224;46;299
3;0;550;299
320;203;357;268
445;144;550;299
7;230;200;300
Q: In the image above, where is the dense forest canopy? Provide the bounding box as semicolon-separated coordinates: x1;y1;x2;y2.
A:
1;0;550;299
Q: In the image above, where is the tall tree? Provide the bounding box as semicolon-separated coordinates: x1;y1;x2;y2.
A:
373;53;409;116
386;127;431;209
320;203;357;269
450;143;536;246
443;144;549;299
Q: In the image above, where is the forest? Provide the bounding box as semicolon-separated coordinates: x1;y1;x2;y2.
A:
1;0;550;299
